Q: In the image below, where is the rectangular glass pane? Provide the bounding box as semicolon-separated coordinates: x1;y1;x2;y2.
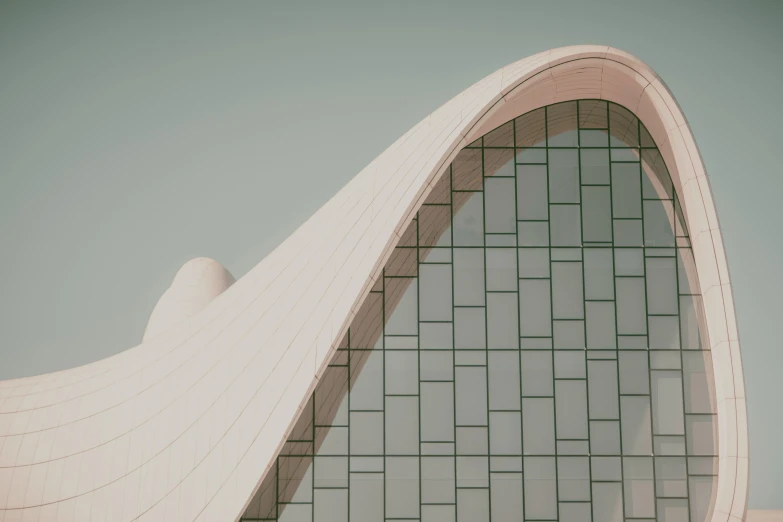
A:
549;149;580;203
453;248;485;306
519;279;551;336
487;292;518;349
455;366;488;426
552;262;584;319
550;204;582;246
419;264;452;322
522;398;555;454
582;186;612;242
517;164;549;219
485;177;516;233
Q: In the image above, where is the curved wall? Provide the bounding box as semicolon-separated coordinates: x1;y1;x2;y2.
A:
0;46;746;522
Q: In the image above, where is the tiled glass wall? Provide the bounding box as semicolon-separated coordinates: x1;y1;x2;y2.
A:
240;101;718;522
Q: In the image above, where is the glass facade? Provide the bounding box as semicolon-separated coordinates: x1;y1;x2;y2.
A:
240;101;718;522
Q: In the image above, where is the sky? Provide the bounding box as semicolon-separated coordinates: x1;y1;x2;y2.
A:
0;0;781;509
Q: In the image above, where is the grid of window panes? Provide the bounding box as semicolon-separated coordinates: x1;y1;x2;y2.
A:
240;100;718;522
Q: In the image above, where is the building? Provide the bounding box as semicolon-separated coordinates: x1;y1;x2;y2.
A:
0;46;749;521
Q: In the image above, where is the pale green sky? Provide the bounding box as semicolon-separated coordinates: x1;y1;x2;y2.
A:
0;0;780;508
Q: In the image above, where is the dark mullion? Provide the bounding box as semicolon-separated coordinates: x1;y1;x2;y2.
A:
577;100;596;515
450;164;459;518
638;114;662;520
607;100;629;522
544;104;561;522
481;139;494;522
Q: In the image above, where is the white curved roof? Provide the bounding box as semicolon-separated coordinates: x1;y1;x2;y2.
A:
0;45;747;522
143;258;235;343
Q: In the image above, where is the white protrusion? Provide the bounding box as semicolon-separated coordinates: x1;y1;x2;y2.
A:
143;257;235;342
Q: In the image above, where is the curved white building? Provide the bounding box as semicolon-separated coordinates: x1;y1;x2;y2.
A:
0;46;748;522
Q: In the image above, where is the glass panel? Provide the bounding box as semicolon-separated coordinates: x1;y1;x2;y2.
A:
419;264;452;322
454;307;485;349
455;366;488;426
552;262;584;319
242;101;716;522
487;292;518;349
421;383;454;442
484;121;514;148
616;277;647;335
518;248;549;278
385;351;418;395
453;248;485;306
385;457;419;518
457;489;490;522
554;319;585;349
517;147;546;163
489;412;522;454
518;221;549;246
612;163;642;218
549;149;580;203
656;456;688;498
554;351;586;379
421;457;455;503
581;148;610;184
524;457;558;519
556;380;588;439
484;147;515;176
588;361;619;419
456;426;488;454
580;128;608;147
586;301;616;349
384;279;417;335
314;489;347;522
452;148;482;191
418;205;452;247
485;248;516;290
621;396;653;455
485;177;516;232
652;370;686;435
642;149;672;198
551;204;582;246
519;279;552;336
420;351;453;381
488;351;521;410
420;323;452;350
452;191;484;246
385;397;418;457
609;103;639;147
349;474;383;521
645;199;676;247
593;482;623;522
491;473;524;520
584;248;614;300
521;351;553;397
624;457;656;518
615;247;644;276
522;399;555;455
582;186;612;242
579;99;608;128
690;476;718;522
591;421;621;455
558;457;591;501
517;164;549;219
515;108;547;148
547;101;578;147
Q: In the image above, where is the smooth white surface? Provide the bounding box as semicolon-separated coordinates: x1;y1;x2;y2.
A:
0;46;748;522
143;258;235;342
